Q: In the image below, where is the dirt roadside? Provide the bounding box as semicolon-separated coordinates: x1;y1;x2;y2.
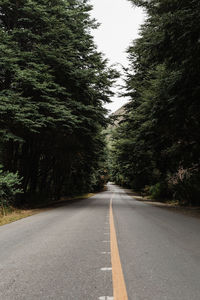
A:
0;193;95;226
124;189;200;219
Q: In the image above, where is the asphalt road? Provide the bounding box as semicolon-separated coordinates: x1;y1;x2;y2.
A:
0;183;200;299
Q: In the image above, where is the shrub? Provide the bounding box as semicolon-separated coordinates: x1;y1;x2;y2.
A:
0;166;22;215
149;182;169;200
172;172;200;206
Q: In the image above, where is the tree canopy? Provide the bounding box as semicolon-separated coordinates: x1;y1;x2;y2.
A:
110;0;200;205
0;0;117;206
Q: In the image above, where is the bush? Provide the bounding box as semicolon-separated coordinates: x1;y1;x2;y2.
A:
149;182;169;200
0;166;22;214
172;172;200;206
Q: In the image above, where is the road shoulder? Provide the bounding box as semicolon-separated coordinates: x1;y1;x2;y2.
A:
123;188;200;219
0;193;95;226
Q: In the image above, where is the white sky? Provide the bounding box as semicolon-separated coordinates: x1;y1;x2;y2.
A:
90;0;145;113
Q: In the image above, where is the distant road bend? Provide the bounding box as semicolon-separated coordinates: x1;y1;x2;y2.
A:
1;183;200;299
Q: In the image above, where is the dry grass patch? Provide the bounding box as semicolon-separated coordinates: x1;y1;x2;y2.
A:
60;193;94;202
0;193;95;226
0;208;44;226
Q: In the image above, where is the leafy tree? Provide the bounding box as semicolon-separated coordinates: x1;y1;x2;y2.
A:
0;0;116;206
111;0;200;204
0;166;22;214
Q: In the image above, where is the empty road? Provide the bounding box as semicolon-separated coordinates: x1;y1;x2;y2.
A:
0;183;200;299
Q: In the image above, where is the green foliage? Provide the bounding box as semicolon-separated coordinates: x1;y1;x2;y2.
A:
171;172;200;206
0;0;117;206
149;182;169;200
110;0;200;204
0;166;22;210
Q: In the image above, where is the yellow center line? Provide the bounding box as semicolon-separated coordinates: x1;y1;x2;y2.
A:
110;195;128;300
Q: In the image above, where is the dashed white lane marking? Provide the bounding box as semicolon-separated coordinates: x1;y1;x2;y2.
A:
101;267;112;271
99;211;113;300
99;297;114;300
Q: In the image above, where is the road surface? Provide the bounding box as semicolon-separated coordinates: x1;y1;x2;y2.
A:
0;183;200;299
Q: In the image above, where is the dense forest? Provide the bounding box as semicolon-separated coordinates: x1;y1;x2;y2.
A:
110;0;200;205
0;0;117;208
1;0;200;210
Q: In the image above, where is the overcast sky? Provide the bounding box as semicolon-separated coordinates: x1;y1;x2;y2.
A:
90;0;145;113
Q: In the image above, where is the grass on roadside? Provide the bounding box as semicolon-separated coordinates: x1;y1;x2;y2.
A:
0;208;43;226
0;193;95;226
59;193;94;203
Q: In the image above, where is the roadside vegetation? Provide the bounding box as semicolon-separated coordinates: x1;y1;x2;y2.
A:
0;0;117;211
1;0;199;217
0;192;94;226
109;0;200;206
0;207;42;226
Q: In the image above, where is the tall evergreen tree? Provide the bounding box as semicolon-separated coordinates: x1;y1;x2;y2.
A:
0;0;116;205
111;0;200;204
